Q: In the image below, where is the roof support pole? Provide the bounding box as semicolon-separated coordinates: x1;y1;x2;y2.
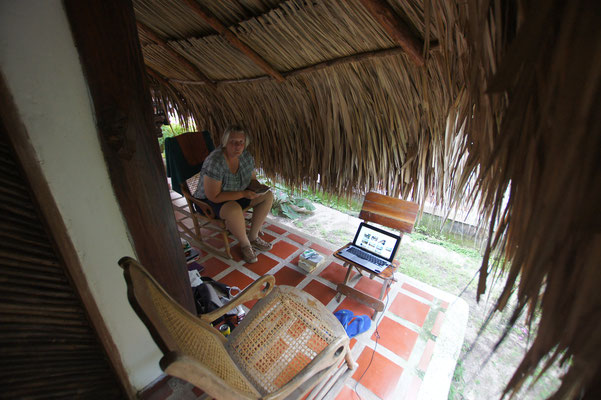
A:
137;22;215;88
358;0;425;66
181;0;286;82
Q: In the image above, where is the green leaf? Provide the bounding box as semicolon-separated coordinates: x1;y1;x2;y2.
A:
280;203;301;220
292;198;315;211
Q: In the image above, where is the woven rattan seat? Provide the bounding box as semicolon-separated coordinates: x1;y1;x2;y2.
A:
119;257;356;400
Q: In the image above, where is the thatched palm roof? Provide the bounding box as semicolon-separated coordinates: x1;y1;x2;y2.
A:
133;0;601;398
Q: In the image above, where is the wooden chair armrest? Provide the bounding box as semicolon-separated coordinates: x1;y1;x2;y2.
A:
180;183;217;219
160;351;258;400
199;275;276;323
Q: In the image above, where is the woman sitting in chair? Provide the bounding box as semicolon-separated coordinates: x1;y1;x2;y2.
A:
194;125;273;263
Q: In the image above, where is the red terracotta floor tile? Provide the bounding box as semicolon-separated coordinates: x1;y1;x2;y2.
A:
228;243;245;262
191;386;205;397
174;210;186;220
349;338;357;349
266;224;286;235
335;297;374;319
310;242;334;256
269;240;300;260
206;236;227;251
260;232;276;243
199;257;230;278
335;385;356;400
220;270;254;290
352;348;403;399
431;311;446;337
354;276;390;299
302;280;337;306
319;262;355;285
244;253;279;275
291;255;300;266
402;282;435;302
199;227;219;238
372;316;418;360
274;266;306;287
417;339;436;372
287;232;309;245
389;293;431;327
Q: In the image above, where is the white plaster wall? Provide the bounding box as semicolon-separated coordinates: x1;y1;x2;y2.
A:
0;0;162;391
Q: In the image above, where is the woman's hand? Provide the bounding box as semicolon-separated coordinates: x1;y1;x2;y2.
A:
242;190;258;200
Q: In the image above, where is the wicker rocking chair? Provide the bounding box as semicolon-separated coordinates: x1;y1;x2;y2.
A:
165;131;246;259
118;257;356;400
180;173;251;260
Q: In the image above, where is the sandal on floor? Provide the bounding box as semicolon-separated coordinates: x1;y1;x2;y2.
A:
346;315;371;338
241;245;258;263
334;309;354;328
250;236;272;251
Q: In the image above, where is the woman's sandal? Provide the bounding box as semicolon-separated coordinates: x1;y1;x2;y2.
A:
334;309;354;328
345;315;371;338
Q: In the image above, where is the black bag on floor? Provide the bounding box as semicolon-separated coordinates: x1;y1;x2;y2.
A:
192;277;242;324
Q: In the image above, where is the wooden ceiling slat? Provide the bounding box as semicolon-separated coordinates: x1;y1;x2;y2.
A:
358;0;425;66
180;0;285;82
136;21;215;88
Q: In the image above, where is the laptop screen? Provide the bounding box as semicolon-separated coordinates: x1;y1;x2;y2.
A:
353;222;401;262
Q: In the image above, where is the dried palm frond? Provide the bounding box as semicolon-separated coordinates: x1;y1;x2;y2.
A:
456;0;601;397
136;0;601;396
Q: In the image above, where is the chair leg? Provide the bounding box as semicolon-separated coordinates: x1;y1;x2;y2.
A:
345;343;357;370
220;231;233;259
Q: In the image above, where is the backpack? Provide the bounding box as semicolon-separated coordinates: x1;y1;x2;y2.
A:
192;277;242;324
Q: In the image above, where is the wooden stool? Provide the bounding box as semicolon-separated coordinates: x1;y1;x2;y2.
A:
334;192;418;320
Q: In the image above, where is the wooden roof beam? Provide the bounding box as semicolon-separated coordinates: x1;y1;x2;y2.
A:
358;0;425;66
181;0;285;83
136;22;215;88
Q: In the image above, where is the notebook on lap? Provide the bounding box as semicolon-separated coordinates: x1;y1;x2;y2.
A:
336;222;401;274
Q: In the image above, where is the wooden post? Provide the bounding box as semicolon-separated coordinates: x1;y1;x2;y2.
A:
63;0;196;312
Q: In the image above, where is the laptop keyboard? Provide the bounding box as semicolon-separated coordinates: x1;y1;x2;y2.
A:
347;247;388;267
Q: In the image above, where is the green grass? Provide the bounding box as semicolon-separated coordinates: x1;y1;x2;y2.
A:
410;230;482;260
448;344;470;399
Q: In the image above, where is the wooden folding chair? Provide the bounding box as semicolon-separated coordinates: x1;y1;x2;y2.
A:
334;192;419;320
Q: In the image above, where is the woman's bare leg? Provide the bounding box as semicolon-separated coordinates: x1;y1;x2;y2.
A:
219;201;250;247
248;191;274;241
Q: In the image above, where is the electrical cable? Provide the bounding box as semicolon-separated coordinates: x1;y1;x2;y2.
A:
352;292;391;400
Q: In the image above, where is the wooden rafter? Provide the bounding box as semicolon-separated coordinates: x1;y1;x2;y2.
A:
181;0;285;83
358;0;425;66
136;22;215;88
167;45;415;86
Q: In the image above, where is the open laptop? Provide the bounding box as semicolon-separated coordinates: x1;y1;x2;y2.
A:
336;222;401;274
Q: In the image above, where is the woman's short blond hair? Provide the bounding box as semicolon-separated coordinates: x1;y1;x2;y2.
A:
221;125;250;148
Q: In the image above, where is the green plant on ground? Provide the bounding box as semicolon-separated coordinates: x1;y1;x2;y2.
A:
270;188;316;220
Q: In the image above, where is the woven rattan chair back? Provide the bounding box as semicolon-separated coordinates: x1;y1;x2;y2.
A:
226;286;351;396
120;257;357;400
120;258;259;398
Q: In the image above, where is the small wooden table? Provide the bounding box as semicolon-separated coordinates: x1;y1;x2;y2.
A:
334;243;399;321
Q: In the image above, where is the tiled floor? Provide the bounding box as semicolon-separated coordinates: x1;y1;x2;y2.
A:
140;191;464;400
